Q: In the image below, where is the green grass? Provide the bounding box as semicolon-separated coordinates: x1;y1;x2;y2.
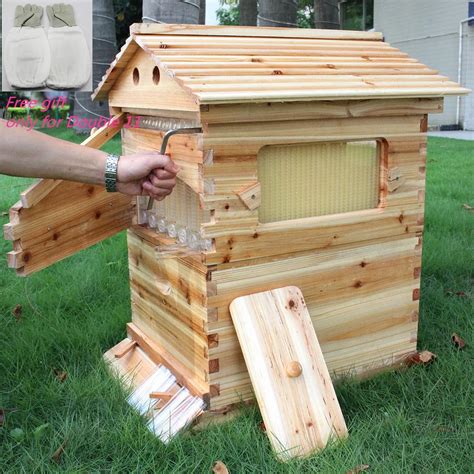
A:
0;132;472;473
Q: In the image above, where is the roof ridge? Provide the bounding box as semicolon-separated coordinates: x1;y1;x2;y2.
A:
130;23;384;41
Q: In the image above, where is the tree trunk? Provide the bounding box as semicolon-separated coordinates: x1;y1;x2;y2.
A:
199;0;206;24
240;0;257;26
258;0;298;28
73;0;117;132
142;0;200;24
314;0;340;29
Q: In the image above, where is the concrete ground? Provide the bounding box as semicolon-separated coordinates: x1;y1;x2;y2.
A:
428;130;474;141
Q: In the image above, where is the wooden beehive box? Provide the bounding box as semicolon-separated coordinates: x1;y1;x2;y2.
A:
5;24;468;415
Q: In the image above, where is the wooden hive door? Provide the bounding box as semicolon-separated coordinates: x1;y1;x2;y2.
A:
230;286;348;460
4;114;134;276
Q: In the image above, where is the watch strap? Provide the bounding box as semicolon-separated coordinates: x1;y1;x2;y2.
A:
105;154;120;192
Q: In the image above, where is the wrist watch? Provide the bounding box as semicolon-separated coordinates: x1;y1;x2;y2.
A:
104;154;120;192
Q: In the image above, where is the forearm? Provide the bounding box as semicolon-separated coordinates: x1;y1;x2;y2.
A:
0;120;107;185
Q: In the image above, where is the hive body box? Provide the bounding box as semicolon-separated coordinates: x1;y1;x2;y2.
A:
5;24;467;412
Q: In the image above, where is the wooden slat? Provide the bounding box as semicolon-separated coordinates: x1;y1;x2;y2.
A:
213;125;409;153
230;286;347;459
139;33;389;45
206;205;421;264
149;391;173;401
236;182;261;211
210;238;419;324
183;74;444;85
140;36;396;51
200;98;444;124
114;340;137;359
174;67;437;77
81;112;126;147
151;48;410;58
204;116;422;148
20;180;61;209
164;55;421;64
130;23;384;41
186;79;455;93
195;87;466;104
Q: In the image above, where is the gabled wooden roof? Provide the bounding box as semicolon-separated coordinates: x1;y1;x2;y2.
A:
93;24;469;104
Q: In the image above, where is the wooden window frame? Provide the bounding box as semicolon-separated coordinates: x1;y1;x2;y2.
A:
256;138;389;229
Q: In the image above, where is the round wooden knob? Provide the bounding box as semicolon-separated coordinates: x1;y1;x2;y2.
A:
286;361;302;378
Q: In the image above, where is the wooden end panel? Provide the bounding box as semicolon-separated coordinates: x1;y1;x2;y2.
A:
6;182;133;276
4;113;131;276
108;48;199;113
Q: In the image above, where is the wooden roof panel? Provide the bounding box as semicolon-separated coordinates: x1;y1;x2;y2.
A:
93;24;469;103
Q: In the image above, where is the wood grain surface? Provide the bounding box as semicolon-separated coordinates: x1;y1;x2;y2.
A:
230;286;348;460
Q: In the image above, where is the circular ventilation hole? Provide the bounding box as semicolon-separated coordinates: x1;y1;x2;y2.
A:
132;67;140;85
152;66;161;85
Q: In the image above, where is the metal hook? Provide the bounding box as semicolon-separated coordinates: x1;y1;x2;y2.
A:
146;127;202;210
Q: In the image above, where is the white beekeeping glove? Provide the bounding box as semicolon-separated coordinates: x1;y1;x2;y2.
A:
46;3;91;89
4;5;51;88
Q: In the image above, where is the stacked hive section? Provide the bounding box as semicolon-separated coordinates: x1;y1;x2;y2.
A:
124;96;437;410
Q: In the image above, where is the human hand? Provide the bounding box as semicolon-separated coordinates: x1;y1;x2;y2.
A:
116;152;180;199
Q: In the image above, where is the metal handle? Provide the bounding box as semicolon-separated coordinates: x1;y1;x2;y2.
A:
146;127;202;210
